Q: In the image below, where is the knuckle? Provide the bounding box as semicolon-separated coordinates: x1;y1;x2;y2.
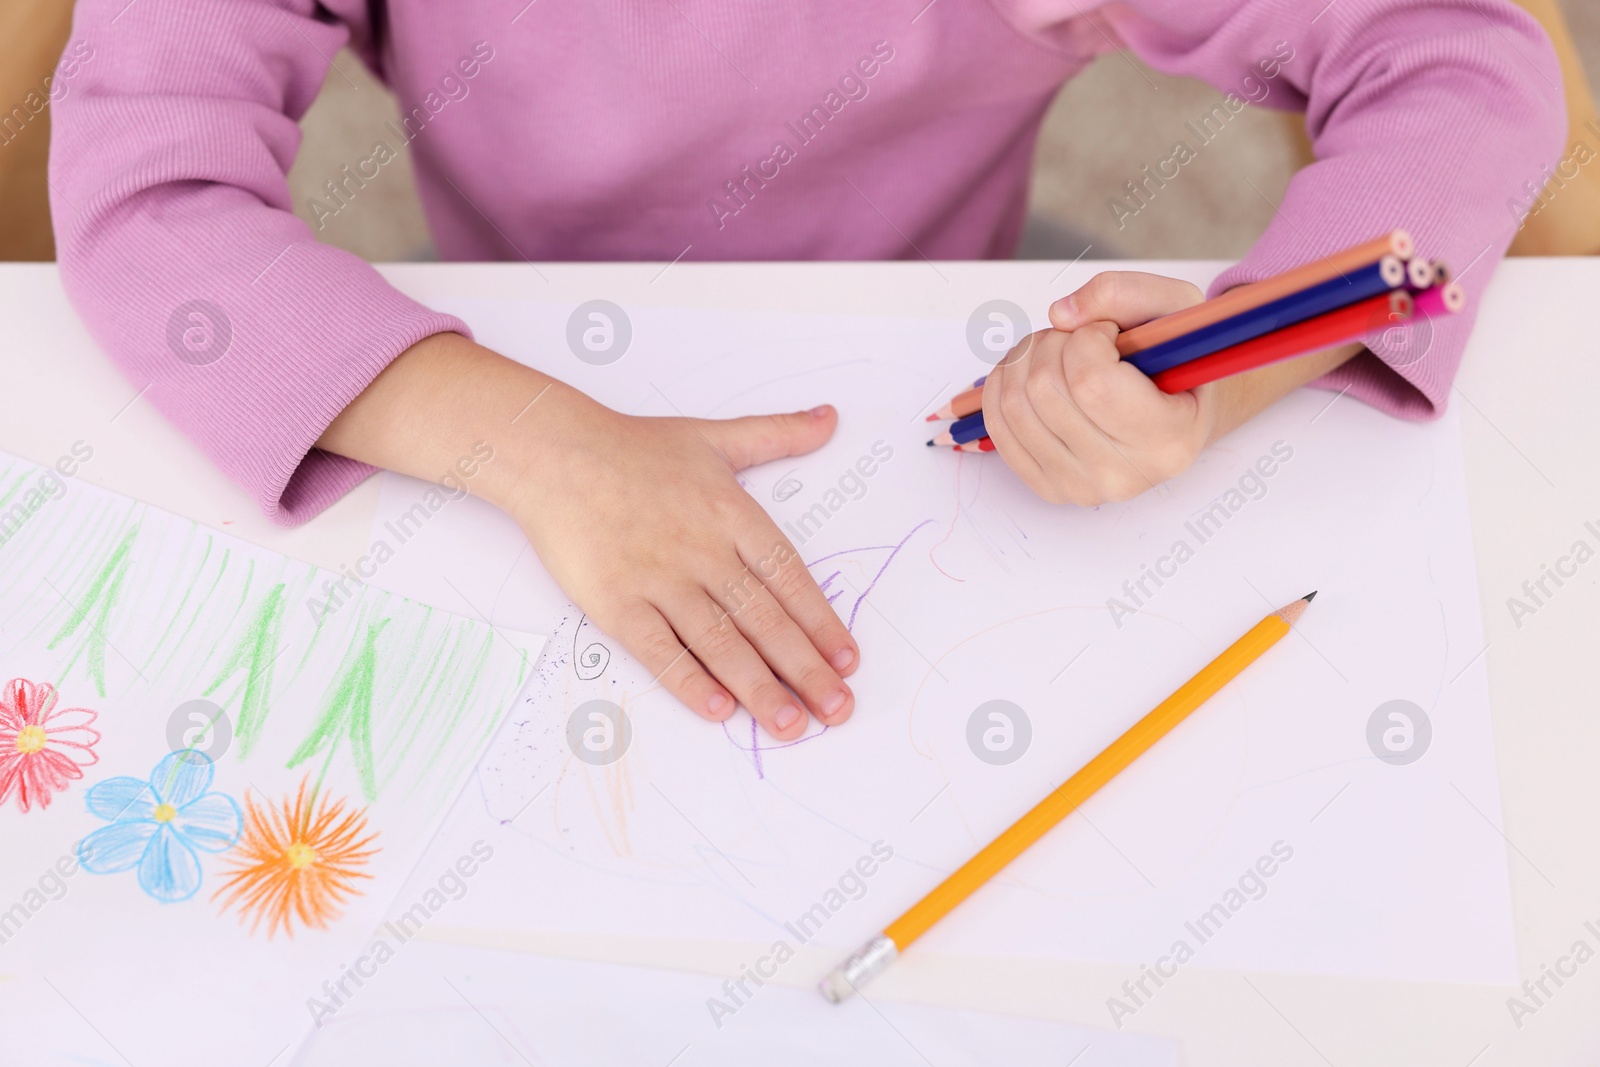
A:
765;557;812;603
638;628;684;667
1065;364;1111;411
1084;272;1121;309
1023;369;1056;410
1097;469;1144;503
741;598;789;642
695;615;744;661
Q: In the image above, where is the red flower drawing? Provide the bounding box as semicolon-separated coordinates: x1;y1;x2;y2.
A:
0;678;101;813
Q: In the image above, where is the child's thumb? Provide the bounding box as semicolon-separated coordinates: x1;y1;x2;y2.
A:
698;405;838;470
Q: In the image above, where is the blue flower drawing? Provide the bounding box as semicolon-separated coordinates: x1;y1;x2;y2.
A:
77;752;242;902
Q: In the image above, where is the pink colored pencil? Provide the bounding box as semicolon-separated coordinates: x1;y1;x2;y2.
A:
1411;281;1465;319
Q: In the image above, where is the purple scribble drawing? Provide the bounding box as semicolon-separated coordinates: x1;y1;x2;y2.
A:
720;715;830;778
722;520;934;777
807;520;935;630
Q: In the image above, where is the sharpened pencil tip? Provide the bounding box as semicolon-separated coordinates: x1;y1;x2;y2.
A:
1303;590;1317;603
925;439;935;447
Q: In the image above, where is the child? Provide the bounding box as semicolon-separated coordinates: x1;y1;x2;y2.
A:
49;0;1562;741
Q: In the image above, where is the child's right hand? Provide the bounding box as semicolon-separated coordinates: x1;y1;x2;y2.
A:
320;333;859;741
502;386;859;740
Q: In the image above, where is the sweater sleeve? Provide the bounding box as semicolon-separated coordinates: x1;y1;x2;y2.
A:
1075;0;1566;419
49;0;470;525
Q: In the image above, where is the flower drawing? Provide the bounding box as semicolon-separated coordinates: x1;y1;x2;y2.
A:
0;678;101;813
77;752;242;902
213;779;379;937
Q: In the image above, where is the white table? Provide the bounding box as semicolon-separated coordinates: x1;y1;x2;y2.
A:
5;259;1597;1066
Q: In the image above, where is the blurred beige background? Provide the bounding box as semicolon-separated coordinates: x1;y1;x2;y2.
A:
4;1;1597;261
281;2;1599;263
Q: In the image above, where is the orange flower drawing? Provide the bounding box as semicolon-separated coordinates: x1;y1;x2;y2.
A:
213;780;379;937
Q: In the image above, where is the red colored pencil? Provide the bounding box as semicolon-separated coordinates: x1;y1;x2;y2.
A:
1152;290;1413;395
1115;230;1413;356
955;437;996;453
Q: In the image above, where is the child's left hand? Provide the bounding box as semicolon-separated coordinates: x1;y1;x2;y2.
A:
981;272;1214;506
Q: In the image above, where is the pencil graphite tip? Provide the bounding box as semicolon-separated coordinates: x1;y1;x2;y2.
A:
925;438;936;447
1303;590;1317;603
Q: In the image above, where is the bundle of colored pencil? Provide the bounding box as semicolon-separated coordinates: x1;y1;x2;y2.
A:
927;230;1465;453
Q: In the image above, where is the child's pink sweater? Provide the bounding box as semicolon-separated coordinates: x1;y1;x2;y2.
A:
49;0;1563;524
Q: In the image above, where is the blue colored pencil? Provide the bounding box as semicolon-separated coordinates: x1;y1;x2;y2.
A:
1126;255;1406;376
927;409;987;447
948;410;987;443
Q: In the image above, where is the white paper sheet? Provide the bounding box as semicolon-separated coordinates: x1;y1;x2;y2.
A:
0;939;1178;1066
370;300;1515;986
0;450;544;1064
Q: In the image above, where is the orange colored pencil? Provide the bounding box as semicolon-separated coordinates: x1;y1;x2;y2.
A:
820;593;1318;1003
1115;230;1413;356
926;385;984;422
1152;290;1412;395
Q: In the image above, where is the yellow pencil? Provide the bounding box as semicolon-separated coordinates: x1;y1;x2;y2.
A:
819;592;1317;1002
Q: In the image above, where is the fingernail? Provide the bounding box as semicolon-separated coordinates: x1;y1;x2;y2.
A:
774;704;802;731
823;690;848;717
808;404;831;418
708;692;730;717
830;647;856;671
